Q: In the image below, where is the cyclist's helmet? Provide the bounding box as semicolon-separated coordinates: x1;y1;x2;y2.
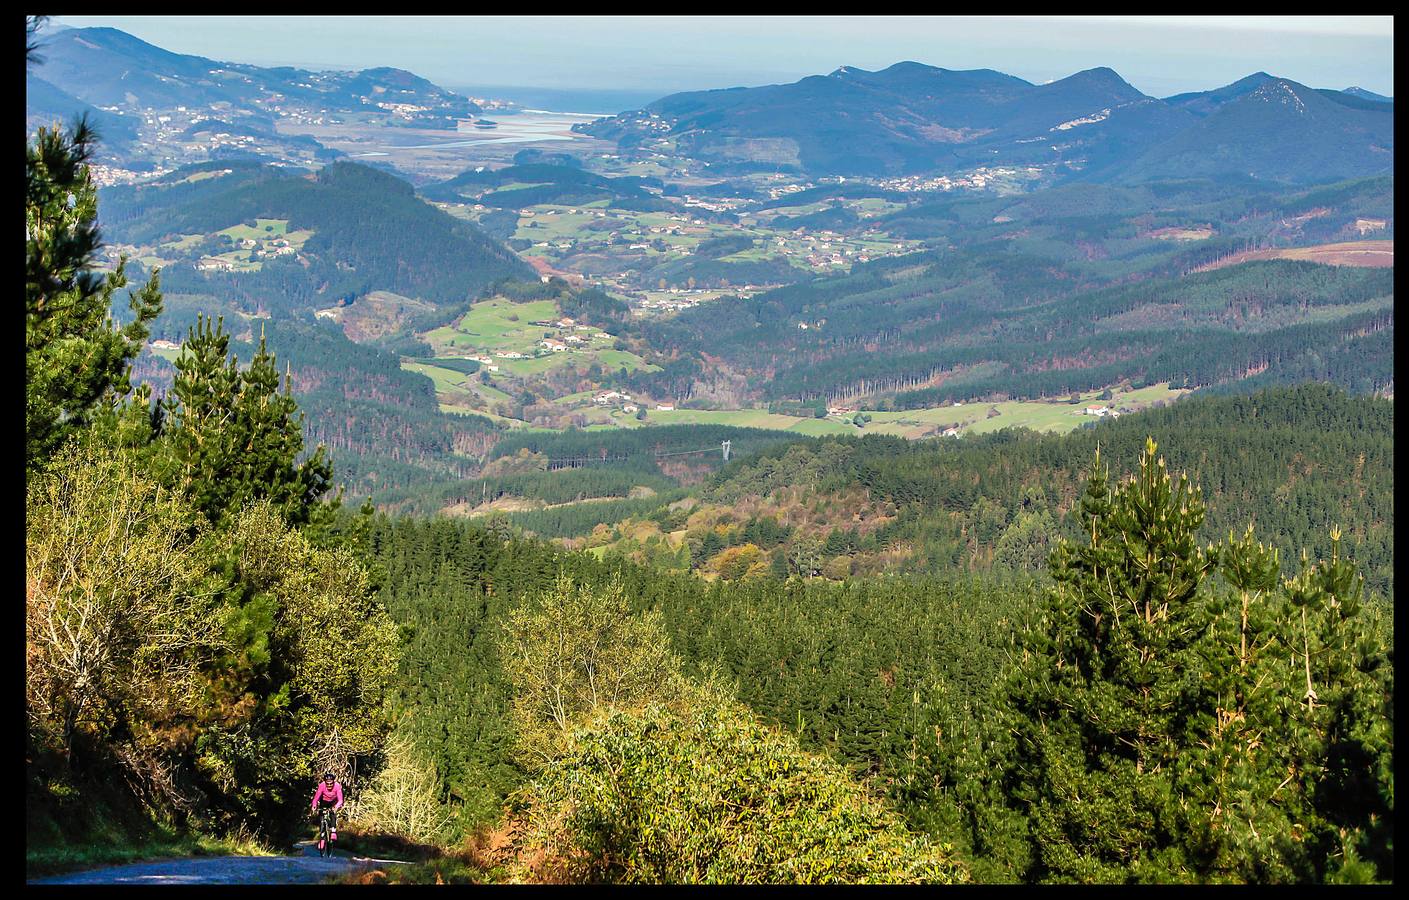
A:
323;771;335;781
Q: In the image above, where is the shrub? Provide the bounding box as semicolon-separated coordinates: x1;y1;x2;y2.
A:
511;682;967;884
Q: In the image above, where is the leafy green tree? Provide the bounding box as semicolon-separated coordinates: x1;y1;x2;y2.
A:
498;575;683;766
26;440;221;765
1184;526;1394;882
993;510;1056;573
351;730;455;845
196;502;399;832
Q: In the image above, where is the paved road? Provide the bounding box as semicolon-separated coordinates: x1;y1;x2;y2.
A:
29;843;405;885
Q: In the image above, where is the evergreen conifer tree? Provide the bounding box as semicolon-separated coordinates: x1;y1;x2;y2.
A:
26;117;161;471
993;439;1392;883
156;315;333;527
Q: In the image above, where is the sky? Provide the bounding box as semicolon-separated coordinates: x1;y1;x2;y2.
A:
50;16;1394;102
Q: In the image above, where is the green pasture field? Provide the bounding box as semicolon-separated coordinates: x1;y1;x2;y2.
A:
402;360;474;394
218;218;289;241
171;168;234;185
212;250;262;272
487;182;552;193
441;404;522;427
472;379;515;404
550;384;1188;439
159;234;207;251
860;384;1190;439
643;408;853;434
494;354;574;378
850;198;908;216
595;349;657;372
423;297;559;354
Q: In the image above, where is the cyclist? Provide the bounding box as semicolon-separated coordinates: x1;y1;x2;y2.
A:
310;770;344;853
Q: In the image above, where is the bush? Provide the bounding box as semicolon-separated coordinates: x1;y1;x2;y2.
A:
509;682;967;884
497;576;684;767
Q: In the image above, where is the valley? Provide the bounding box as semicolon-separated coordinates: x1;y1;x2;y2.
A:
26;15;1394;888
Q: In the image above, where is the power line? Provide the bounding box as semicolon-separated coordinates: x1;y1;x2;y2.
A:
545;441;737;467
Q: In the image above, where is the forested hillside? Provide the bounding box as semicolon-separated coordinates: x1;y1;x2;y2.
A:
356;421;1393;881
543;385;1395;596
627;176;1393;407
27;105;401;876
99;160;532;316
421;162;670;211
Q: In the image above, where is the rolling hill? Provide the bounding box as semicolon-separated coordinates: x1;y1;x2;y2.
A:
99;160;533;318
26;73;143;162
421;163;670;211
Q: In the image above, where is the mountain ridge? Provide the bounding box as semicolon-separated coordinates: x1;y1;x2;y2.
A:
580;62;1393;183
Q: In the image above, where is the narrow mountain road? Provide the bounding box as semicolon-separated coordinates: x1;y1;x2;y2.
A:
28;843;406;885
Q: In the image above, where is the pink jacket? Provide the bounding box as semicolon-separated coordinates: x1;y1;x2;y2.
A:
311;781;344;812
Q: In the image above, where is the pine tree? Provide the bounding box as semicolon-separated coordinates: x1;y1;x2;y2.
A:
993;439;1392;883
26;114;162;471
1004;440;1217;881
156;315;333;527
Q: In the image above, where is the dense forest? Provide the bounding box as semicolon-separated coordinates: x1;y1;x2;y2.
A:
357;424;1393;880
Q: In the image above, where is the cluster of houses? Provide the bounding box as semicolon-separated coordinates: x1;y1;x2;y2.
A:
593;389;638;413
242;236;296;258
455;354;500;372
195;256;243;272
525;317;601;355
593;390;632;406
1082;405;1122;418
872;165;1035;194
589;390;675;414
632;289;743;314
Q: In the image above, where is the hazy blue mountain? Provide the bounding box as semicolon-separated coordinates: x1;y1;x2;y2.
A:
31;26;480;120
578;63;1183;176
26;72;142;157
586;63;1393;184
1117;77;1394;184
1343;86;1393;103
1163;72;1280;117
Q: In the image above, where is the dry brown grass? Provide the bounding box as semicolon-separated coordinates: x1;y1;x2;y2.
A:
1195;240;1393;272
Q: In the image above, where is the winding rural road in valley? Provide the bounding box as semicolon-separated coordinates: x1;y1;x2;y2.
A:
29;843;405;885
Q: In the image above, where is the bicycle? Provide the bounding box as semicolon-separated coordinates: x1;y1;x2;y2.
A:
316;806;337;857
